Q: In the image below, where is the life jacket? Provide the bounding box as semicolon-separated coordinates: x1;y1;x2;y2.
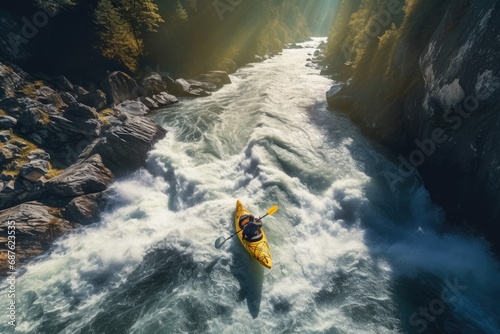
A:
239;215;262;241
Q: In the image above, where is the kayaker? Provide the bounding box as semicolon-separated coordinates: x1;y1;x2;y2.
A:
239;215;263;242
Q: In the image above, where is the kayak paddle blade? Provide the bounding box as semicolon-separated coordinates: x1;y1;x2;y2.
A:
214;236;226;249
267;205;279;215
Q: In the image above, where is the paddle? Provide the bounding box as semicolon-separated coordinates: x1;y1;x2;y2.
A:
214;205;279;249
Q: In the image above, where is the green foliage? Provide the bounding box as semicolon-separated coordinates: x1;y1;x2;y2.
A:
33;0;77;15
94;0;163;71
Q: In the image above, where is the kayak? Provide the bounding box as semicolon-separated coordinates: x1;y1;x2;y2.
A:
235;200;272;269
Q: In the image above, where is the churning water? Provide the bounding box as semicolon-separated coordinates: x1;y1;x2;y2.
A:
2;38;500;334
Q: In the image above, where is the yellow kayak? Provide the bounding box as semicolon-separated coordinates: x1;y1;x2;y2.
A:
235;200;272;269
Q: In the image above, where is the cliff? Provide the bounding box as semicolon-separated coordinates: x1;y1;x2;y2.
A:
326;0;500;248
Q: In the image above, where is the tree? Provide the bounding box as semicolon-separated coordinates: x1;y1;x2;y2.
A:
94;0;163;71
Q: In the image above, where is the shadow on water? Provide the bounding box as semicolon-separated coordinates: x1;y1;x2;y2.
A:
228;236;265;319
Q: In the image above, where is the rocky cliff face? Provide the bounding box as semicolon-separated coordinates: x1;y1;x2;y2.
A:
327;0;500;248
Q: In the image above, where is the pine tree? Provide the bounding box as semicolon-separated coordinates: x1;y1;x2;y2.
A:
94;0;163;71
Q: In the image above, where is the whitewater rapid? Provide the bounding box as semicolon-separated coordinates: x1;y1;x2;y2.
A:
2;38;500;334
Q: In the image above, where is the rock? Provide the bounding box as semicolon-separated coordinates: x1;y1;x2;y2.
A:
19;159;50;182
326;84;354;110
74;85;89;96
174;78;191;95
253;55;264;63
195;71;232;88
114;100;150;116
0;62;29;99
187;79;217;92
60;92;77;104
36;86;65;108
64;192;110;225
142;72;168;96
27;149;50;161
139;96;159;109
0;145;19;164
64;102;99;120
103;71;139;105
0;130;11;142
45;154;112;198
0;115;17;129
152;92;179;107
53;75;74;91
88;116;167;174
47;102;101;138
18;105;47;129
77;90;107;110
0;202;75;274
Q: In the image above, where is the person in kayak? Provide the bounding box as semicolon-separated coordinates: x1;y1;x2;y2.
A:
239;214;263;242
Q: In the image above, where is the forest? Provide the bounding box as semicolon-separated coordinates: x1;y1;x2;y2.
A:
1;0;338;80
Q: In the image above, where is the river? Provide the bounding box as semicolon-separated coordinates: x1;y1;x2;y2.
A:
2;38;500;334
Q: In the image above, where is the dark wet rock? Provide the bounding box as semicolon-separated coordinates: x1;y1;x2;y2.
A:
19;159;49;182
87;116;167;174
0;202;75;274
0;115;17;129
64;191;110;225
45;154;112;198
142;72;168;96
114;100;149;116
77;89;107;110
103;71;139;105
152;92;179;107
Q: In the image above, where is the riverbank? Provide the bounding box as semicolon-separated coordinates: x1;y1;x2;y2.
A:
0;61;232;276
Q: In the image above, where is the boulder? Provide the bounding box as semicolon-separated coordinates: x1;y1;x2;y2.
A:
53;75;74;91
0;202;75;274
195;71;232;88
36;86;65;108
45;154;113;198
103;71;139;105
27;149;50;161
152;92;179;107
19;159;50;182
142;72;168;96
60;92;77;105
326;84;354;110
64;102;99;120
64;192;110;225
88;116;167;174
187;79;217;92
0;115;17;129
0;130;11;142
48;102;101;137
0;145;20;164
114;100;149;116
174;78;191;95
77;90;107;110
139;96;159;109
